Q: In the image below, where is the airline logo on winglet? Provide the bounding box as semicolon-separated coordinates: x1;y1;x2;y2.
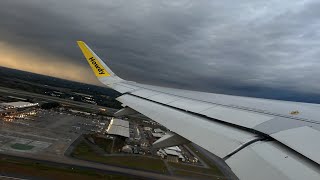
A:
77;41;110;77
89;57;106;75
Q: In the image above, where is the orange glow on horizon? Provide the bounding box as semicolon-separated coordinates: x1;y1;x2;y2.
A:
0;42;101;85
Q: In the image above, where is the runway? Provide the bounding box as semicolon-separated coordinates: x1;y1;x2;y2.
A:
0;152;187;180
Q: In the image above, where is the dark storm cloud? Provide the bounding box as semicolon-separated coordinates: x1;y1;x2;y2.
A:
1;0;320;101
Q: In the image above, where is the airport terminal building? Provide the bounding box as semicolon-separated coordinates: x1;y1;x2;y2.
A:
0;101;38;116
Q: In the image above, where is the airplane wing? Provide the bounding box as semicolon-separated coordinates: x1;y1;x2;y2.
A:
77;41;320;180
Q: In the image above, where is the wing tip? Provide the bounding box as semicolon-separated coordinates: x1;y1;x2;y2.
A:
77;40;85;45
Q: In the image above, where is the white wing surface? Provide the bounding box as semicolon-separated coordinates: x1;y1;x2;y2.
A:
77;41;320;180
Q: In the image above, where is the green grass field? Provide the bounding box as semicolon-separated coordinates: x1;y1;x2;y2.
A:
90;135;113;153
11;143;34;150
72;140;168;174
0;156;130;180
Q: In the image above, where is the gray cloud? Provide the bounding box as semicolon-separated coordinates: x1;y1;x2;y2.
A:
1;0;320;100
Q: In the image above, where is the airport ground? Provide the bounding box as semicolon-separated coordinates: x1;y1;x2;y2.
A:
0;86;118;115
0;109;184;180
0;153;134;180
69;136;226;180
0;86;231;180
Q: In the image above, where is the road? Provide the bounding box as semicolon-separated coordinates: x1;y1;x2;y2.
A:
0;175;28;180
0;152;189;180
0;86;118;113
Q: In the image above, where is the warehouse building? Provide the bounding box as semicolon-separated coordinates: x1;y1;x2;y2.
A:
157;146;186;162
105;118;130;138
1;101;39;109
0;101;37;116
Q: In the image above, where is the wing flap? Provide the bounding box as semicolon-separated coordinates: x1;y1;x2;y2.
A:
117;94;320;180
117;94;257;158
271;126;320;164
226;141;320;180
118;82;320;165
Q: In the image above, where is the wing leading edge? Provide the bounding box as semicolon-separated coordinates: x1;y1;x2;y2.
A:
77;41;320;180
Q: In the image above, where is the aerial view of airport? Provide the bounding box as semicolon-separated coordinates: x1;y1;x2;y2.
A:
1;1;320;180
0;67;228;180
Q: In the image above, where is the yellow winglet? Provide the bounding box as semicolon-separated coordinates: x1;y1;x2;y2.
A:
77;41;111;77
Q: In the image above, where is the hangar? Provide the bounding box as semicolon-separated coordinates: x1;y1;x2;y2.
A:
105;118;129;138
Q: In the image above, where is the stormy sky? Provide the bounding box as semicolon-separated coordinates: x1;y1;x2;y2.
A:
1;0;320;102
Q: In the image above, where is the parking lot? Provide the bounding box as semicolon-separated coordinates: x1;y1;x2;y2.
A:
0;109;107;157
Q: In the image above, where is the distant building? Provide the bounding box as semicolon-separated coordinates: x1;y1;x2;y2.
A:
152;128;165;139
164;149;180;156
152;133;164;138
69;109;92;116
0;101;36;116
144;127;152;131
140;140;149;148
133;147;139;154
157;146;185;162
0;106;15;116
105;118;130;138
154;128;165;133
1;101;39;109
122;145;133;153
166;146;182;153
166;146;185;162
164;149;179;163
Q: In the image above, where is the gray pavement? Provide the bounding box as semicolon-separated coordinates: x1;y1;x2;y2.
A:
0;175;28;180
1;151;188;180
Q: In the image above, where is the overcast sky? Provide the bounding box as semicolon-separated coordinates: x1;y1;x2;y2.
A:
1;0;320;102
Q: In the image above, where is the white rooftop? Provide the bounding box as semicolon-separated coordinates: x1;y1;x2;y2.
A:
152;133;164;138
1;102;38;108
167;146;182;152
111;118;129;128
106;118;129;138
164;149;180;156
154;128;165;133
